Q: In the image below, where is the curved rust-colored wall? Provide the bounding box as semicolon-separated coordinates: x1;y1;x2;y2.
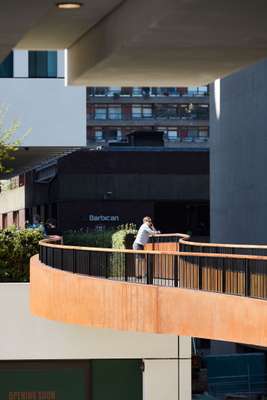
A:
30;255;267;347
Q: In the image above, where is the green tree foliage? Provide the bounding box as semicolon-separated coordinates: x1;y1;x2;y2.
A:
63;229;114;248
111;224;137;277
0;108;30;174
111;223;137;249
0;228;43;282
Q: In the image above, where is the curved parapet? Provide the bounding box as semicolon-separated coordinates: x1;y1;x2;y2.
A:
30;254;267;347
30;236;267;347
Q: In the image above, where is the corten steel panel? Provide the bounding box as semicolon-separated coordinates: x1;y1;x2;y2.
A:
31;255;267;347
144;242;178;279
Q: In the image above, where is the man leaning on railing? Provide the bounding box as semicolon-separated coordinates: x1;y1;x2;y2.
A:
133;216;160;251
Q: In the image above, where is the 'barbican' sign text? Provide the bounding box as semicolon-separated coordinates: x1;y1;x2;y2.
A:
89;215;119;222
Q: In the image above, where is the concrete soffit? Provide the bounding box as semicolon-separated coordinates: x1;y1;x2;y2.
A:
11;0;267;86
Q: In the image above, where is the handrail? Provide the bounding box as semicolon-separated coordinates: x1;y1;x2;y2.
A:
40;238;267;261
40;238;178;256
151;233;190;238
39;234;267;301
179;237;267;250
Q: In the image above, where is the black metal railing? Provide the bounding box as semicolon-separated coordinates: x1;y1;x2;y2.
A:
40;245;180;287
39;236;267;300
87;87;209;98
179;238;267;256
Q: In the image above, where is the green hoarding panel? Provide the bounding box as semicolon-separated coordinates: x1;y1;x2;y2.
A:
92;359;142;400
0;361;90;400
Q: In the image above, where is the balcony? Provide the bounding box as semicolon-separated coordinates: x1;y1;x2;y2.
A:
87;87;209;99
87;110;209;125
31;234;267;347
86;127;209;148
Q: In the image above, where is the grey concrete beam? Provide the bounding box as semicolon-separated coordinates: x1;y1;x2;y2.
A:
68;0;267;86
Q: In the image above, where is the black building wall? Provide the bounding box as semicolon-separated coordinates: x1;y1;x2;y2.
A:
26;150;209;233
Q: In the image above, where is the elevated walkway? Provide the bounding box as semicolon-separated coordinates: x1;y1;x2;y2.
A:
30;234;267;347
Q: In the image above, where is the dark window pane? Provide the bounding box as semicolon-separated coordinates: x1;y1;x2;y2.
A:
29;51;57;78
0;52;13;78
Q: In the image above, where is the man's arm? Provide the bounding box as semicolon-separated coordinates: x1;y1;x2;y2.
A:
145;225;160;235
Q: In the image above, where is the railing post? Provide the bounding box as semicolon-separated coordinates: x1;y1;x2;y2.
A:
125;253;129;282
105;252;109;279
88;251;91;276
198;256;202;290
174;255;178;287
147;254;154;285
151;236;155;251
245;259;251;297
73;249;76;273
39;245;42;263
52;247;55;268
222;258;226;294
61;248;63;270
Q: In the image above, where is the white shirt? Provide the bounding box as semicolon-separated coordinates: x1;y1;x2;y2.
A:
134;223;156;246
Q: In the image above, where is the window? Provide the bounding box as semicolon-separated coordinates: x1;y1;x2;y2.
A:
199;128;209;138
132;105;141;118
155;104;177;119
157;126;167;133
13;211;19;228
121;87;132;96
167;130;178;141
188;128;198;138
94;87;108;96
0;52;13;78
2;214;7;229
196;104;209;120
132;104;152;119
95;106;107;120
108;87;121;96
95;129;104;141
117;129;122;141
29;51;57;78
179;128;188;139
179;104;195;119
143;105;152;118
198;86;208;96
108;106;122;120
132;88;142;96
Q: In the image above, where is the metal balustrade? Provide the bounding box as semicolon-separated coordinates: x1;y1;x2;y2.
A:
39;233;267;301
87;87;209;98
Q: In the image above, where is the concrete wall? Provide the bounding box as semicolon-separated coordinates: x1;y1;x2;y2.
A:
0;186;25;214
0;78;86;146
210;58;267;243
0;50;86;147
0;284;191;400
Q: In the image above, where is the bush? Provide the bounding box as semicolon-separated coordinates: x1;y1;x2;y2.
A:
111;224;137;277
63;229;114;248
0;227;44;282
112;223;137;250
62;225;138;278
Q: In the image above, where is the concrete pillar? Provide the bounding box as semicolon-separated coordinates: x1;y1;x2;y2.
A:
210;58;267;244
57;50;64;78
19;209;26;229
7;212;13;227
13;50;28;78
143;336;191;400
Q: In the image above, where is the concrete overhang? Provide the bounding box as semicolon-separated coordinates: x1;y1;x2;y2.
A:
0;1;56;61
0;147;79;179
11;0;267;86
